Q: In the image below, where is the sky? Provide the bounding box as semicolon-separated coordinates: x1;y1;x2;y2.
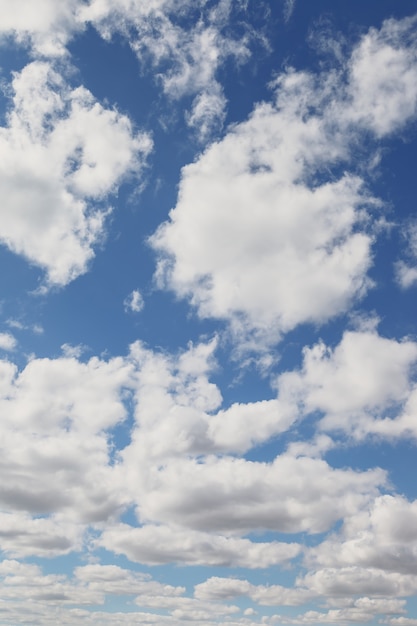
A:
1;0;417;624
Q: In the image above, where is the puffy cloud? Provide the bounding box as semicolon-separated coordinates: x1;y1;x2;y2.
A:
301;566;417;599
150;15;417;349
125;453;384;535
274;329;417;440
0;331;17;351
0;60;151;287
0;352;134;531
98;522;300;568
194;576;314;606
0;512;84;558
306;495;417;577
346;15;417;137
274;599;405;624
0;0;84;56
74;563;185;597
122;337;295;458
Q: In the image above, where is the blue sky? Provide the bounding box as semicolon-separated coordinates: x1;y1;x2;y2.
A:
0;1;417;624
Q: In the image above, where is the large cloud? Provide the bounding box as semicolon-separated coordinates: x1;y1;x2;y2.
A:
150;15;417;348
98;522;300;568
0;60;151;287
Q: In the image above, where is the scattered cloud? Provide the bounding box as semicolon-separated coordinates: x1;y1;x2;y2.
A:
150;15;417;350
283;0;296;23
396;220;417;288
273;329;417;441
0;331;17;351
124;289;144;313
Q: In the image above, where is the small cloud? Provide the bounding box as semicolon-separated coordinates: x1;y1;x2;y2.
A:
244;608;257;616
0;332;17;351
124;289;144;313
7;319;44;335
283;0;296;22
61;343;86;359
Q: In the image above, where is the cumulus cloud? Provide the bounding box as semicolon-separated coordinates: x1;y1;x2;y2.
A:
274;329;417;441
0;512;84;558
0;0;84;56
150;15;417;349
0;60;151;287
306;495;417;578
123;453;384;535
346;15;417;137
0;352;134;533
0;331;17;351
194;576;314;606
99;522;300;569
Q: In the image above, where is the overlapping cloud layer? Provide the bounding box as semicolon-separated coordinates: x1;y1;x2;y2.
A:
0;2;417;625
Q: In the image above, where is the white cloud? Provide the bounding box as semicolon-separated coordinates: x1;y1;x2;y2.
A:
124;289;144;313
0;0;84;56
80;0;250;139
346;15;417;137
395;220;417;289
194;576;314;606
74;563;185;597
150;15;417;349
98;522;300;568
0;331;17;351
0;512;84;558
275;600;405;624
123;453;384;535
0;60;152;287
274;329;417;441
0;352;134;532
306;495;417;578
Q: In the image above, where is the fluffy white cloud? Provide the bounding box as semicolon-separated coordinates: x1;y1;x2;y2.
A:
98;522;300;568
306;495;417;578
0;60;151;287
124;453;384;535
274;329;417;440
346;15;417;137
150;15;417;349
0;331;17;351
274;599;406;625
74;563;185;597
0;0;84;56
0;352;134;531
194;576;314;606
0;512;84;558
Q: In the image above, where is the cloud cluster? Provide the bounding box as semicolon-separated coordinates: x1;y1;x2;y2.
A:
151;15;417;349
0;6;417;626
0;60;151;287
80;0;250;140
